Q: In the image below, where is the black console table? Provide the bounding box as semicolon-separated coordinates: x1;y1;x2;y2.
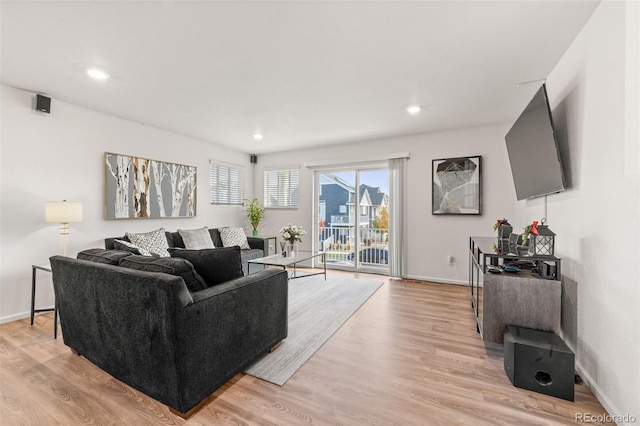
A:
469;237;562;342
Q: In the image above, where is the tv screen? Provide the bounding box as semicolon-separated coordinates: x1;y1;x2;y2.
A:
505;84;566;200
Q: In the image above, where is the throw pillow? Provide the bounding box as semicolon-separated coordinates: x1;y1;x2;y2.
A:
118;255;207;293
170;246;244;286
125;228;170;257
178;226;215;249
77;248;132;266
219;227;250;250
114;239;148;256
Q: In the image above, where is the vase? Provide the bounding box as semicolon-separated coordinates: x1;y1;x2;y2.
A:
252;230;258;237
288;241;297;258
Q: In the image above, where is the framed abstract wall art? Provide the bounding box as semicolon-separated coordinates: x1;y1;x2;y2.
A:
432;155;482;215
104;152;197;219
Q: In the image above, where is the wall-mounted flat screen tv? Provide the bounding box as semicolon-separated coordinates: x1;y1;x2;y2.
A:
505;84;566;200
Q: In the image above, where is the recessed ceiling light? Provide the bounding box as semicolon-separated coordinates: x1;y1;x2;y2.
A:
253;133;263;140
406;105;422;114
87;68;110;80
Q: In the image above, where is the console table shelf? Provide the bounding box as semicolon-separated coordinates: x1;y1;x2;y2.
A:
469;237;562;342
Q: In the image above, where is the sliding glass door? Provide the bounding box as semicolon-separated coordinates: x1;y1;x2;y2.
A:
315;166;389;273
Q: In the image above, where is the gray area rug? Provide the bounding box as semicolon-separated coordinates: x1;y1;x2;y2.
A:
243;274;383;385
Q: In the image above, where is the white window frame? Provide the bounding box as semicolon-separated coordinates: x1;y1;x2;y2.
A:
264;167;299;208
210;160;245;206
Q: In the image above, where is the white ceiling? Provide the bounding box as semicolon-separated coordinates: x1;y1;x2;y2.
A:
1;1;599;155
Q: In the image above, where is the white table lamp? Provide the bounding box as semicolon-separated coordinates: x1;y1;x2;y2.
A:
46;200;83;256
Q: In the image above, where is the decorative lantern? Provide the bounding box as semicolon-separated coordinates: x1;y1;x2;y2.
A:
508;232;526;255
494;218;513;240
527;219;556;257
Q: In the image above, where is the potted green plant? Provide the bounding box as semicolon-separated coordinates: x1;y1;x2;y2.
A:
245;198;266;237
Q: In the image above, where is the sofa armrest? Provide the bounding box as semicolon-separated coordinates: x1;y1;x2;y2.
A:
246;237;266;253
174;268;288;412
189;268;284;302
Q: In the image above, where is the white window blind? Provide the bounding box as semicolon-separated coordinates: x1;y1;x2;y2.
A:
264;169;299;208
210;161;245;205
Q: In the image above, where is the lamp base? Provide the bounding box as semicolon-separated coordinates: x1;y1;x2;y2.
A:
59;223;70;257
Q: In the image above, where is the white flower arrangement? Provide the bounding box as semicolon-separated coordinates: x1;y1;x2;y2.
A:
280;223;306;243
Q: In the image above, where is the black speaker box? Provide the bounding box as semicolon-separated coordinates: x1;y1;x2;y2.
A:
36;95;51;113
504;325;575;401
250;155;257;164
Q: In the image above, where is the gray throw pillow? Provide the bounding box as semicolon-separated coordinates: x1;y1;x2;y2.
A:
118;255;207;293
170;246;244;286
178;226;215;249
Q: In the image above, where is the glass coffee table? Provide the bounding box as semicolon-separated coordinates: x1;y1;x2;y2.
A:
247;250;326;280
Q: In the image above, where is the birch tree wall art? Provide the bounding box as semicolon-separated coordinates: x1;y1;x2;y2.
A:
104;152;197;219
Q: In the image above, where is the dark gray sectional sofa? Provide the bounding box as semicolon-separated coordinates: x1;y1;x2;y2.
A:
49;242;288;417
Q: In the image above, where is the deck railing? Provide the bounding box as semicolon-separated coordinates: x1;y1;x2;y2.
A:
318;225;388;266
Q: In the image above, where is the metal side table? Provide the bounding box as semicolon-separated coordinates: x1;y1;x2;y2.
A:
31;263;58;339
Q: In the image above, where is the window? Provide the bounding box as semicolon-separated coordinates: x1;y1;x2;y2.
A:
210;161;245;205
264;168;299;208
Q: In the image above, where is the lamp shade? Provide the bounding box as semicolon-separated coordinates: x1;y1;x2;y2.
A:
45;201;83;223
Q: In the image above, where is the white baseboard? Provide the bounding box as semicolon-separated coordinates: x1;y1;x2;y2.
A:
404;275;467;286
0;310;32;325
575;360;637;425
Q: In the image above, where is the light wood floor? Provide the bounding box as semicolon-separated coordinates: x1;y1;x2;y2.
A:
1;271;613;425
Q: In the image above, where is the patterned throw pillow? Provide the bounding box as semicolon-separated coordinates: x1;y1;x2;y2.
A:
178;227;215;249
219;227;250;249
114;239;149;256
125;228;170;257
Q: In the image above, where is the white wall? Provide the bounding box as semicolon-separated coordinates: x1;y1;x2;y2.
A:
254;124;516;284
0;85;252;323
2;3;637;417
513;1;639;423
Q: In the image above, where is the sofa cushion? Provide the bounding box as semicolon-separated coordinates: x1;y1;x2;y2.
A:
170;246;244;286
219;227;250;249
77;248;132;265
126;228;171;257
178;226;215;249
118;255;207;293
114;239;148;255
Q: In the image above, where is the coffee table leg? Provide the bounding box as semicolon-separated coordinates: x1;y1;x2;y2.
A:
323;252;326;280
